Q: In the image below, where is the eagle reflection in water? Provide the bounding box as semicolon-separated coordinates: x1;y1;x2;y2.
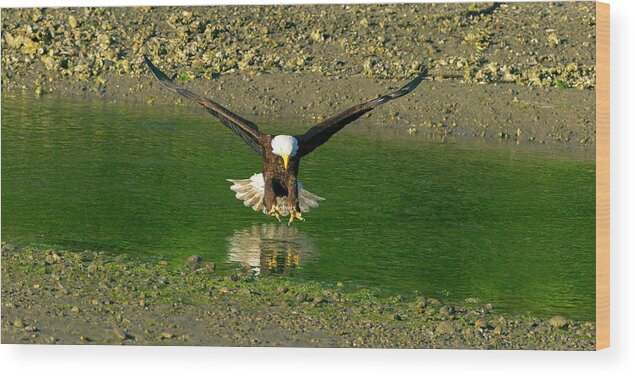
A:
227;224;315;275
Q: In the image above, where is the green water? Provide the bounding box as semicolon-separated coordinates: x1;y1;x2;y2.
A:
1;95;596;320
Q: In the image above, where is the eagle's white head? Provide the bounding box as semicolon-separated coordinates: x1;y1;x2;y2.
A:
271;135;299;170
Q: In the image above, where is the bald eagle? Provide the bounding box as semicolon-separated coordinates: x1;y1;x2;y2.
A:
144;56;426;224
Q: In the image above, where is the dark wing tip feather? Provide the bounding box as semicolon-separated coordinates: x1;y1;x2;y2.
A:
387;67;428;99
144;55;169;82
368;67;428;106
402;67;428;91
144;55;182;93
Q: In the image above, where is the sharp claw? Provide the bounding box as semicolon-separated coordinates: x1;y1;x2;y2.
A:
268;205;282;222
288;208;305;225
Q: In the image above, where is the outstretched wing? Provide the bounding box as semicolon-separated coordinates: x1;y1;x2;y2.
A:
144;55;264;155
296;68;428;157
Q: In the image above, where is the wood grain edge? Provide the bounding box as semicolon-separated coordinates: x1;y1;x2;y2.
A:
595;1;610;351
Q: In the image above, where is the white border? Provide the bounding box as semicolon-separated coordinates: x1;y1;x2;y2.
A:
1;1;634;375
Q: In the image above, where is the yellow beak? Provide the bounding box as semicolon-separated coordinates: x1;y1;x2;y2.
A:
282;154;290;170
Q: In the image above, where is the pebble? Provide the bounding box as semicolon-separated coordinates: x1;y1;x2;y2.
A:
436;321;455;335
13;319;25;328
464;327;474;338
439;306;453;317
203;261;216;272
295;292;307;303
183;255;203;270
159;332;174;339
548;315;568;329
45;252;62;264
114;328;130;340
277;286;289;294
68;15;77;29
45;336;59;344
312;297;326;306
475;317;489;329
416;296;427;307
24;325;38;332
2;243;16;252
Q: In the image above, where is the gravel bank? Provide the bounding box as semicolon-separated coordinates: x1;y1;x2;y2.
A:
1;3;597;144
1;244;596;349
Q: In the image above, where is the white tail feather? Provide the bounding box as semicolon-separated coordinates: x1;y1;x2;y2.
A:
227;173;324;215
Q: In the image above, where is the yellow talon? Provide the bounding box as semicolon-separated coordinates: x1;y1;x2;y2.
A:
288;208;305;225
268;205;282;222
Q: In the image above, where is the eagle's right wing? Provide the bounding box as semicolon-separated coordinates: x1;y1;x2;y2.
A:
295;68;427;157
144;56;264;155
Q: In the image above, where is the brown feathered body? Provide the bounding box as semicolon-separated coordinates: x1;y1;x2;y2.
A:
261;135;300;212
227;135;323;216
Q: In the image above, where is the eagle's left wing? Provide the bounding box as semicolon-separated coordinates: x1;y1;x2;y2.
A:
144;56;265;155
295;68;427;157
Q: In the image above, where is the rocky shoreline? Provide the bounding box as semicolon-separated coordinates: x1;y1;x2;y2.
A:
2;3;597;144
1;244;596;349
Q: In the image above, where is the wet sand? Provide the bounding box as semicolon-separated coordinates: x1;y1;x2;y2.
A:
1;244;595;349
